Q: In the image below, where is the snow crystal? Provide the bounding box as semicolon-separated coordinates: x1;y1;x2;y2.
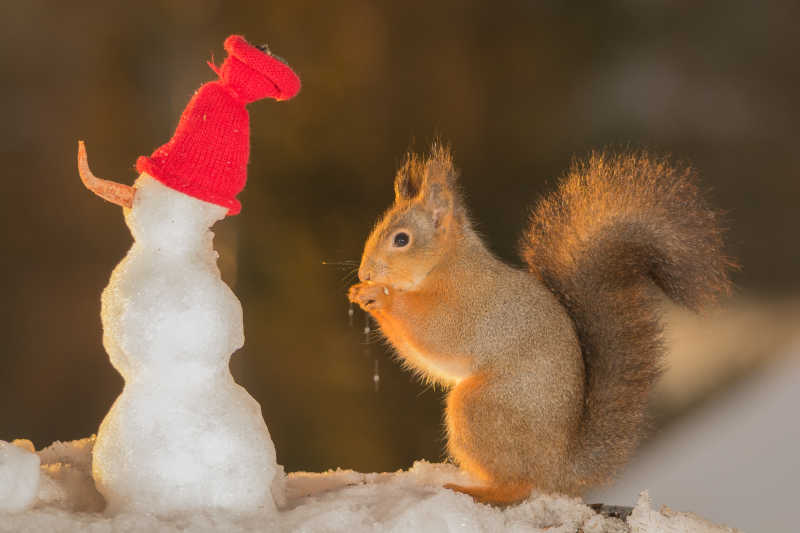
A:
0;440;40;512
91;175;281;516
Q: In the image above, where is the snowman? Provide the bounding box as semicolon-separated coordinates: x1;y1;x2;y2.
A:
77;35;300;515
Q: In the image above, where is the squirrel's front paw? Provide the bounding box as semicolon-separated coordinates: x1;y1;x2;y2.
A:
348;282;392;311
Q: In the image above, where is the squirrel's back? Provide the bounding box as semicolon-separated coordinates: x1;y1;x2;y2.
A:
521;151;734;489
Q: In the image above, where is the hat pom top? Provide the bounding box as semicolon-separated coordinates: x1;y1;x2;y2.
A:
216;35;301;103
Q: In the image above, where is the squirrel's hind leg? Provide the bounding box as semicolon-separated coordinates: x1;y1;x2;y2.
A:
443;482;533;506
445;370;581;498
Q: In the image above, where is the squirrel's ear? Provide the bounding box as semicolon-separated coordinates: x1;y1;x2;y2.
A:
420;144;458;230
424;182;455;231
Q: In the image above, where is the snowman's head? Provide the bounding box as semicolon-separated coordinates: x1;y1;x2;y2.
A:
126;174;227;251
77;142;227;252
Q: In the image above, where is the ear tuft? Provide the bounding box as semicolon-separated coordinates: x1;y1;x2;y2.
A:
425;141;458;190
394;153;425;201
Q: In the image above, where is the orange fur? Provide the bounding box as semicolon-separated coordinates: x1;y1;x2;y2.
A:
443;483;534;506
349;145;733;504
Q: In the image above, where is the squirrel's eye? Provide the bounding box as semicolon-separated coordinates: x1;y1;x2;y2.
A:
393;232;410;248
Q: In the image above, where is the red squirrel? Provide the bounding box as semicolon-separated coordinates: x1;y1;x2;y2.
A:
348;144;733;504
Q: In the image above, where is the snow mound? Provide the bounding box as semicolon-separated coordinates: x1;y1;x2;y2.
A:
0;438;741;532
0;440;40;512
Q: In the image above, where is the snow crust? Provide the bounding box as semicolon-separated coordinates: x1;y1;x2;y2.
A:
91;175;281;515
0;438;739;533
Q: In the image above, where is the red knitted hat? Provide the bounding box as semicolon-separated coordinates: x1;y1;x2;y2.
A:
136;35;300;215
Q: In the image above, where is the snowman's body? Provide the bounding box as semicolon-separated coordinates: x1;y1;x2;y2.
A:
92;175;280;515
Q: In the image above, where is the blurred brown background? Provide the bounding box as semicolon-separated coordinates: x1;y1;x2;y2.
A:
1;0;798;497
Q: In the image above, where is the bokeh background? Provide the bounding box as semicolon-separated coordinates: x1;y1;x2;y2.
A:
1;1;798;530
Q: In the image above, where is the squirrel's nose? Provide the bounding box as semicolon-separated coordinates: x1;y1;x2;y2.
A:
358;267;372;282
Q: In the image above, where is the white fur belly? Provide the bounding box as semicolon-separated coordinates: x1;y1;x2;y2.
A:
392;339;473;386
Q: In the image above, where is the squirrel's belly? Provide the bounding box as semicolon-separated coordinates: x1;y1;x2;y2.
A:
393;339;473;384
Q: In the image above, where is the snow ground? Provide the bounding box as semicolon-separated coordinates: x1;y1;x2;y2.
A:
0;438;738;533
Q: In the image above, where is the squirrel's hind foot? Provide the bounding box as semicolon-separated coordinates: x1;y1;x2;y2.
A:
443;482;533;507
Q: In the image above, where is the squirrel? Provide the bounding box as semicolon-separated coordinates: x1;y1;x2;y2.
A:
348;143;734;505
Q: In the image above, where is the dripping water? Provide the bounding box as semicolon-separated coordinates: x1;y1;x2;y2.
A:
324;259;380;393
363;314;380;392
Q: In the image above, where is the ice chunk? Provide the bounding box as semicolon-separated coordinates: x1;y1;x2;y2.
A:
11;439;35;454
37;437;104;512
91;175;281;515
0;440;40;512
628;491;740;532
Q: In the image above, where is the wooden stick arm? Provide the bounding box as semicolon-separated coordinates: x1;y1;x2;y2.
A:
77;141;134;208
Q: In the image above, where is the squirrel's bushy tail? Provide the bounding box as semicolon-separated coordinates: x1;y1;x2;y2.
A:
521;151;733;489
